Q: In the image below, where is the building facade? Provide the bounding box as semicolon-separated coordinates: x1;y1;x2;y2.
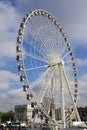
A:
14;104;33;123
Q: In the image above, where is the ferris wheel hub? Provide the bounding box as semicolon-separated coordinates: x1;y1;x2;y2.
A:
61;60;64;66
47;51;64;66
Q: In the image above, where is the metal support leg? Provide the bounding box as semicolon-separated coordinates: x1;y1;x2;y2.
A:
59;65;66;128
62;66;81;121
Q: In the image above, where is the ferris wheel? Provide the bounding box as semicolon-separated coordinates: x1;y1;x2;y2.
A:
16;9;81;128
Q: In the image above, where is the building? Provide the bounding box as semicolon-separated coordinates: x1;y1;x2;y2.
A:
14;104;33;123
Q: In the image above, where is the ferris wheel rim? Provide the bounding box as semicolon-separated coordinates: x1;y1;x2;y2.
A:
16;9;79;123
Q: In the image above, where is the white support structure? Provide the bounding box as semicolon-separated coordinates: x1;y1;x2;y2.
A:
16;9;82;130
51;77;55;120
38;68;53;104
59;64;66;128
62;66;81;121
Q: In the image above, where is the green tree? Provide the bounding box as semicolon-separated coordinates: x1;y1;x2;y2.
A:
1;110;14;122
0;112;3;122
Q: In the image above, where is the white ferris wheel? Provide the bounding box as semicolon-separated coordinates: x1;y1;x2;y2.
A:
16;9;81;128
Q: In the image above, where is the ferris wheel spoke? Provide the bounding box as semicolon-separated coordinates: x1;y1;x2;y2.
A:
31;68;50;90
24;28;50;57
62;51;71;60
64;60;72;64
37;74;50;104
26;22;50;55
57;35;63;53
23;50;48;63
60;45;67;58
30;20;58;55
33;36;50;56
23;36;48;60
33;30;54;57
37;67;55;103
25;65;48;71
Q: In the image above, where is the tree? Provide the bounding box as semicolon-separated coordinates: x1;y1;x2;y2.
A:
0;112;3;122
1;110;14;122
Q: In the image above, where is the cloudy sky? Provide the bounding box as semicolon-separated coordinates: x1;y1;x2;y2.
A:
0;0;87;112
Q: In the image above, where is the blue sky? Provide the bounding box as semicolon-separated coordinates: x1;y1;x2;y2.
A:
0;0;87;112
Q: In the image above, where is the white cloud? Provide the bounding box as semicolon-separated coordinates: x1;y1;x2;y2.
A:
79;73;87;82
0;93;7;99
0;70;19;90
76;58;87;67
56;1;87;45
0;88;30;112
7;89;27;104
0;1;20;65
78;73;87;106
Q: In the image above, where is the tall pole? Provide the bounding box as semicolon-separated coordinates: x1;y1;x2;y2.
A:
59;64;66;128
51;77;55;120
